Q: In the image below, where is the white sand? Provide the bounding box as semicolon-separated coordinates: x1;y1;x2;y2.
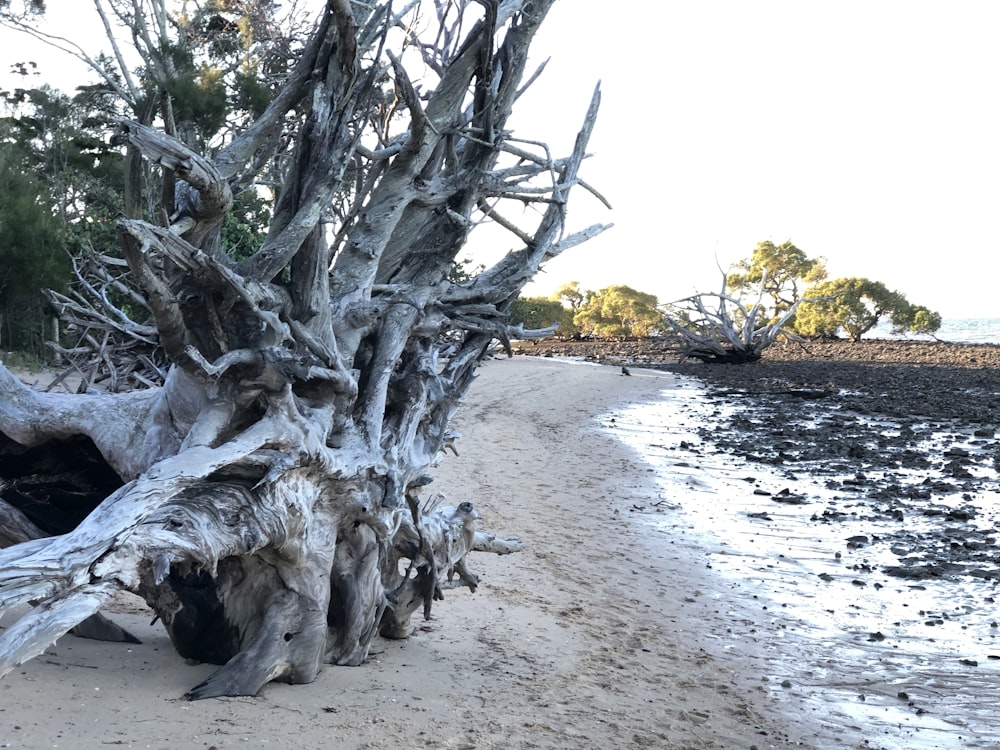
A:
0;357;822;749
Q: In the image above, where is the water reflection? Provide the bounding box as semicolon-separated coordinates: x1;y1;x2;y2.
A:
606;377;1000;750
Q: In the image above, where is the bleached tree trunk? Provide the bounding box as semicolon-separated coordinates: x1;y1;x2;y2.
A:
664;271;808;363
0;0;602;698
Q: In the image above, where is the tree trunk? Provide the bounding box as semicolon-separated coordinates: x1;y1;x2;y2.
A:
0;1;601;699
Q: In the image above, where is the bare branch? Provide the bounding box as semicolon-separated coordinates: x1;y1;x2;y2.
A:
0;0;600;701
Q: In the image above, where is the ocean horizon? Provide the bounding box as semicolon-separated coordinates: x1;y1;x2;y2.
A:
876;316;1000;345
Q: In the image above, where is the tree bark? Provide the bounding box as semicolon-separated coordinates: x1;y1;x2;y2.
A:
0;0;596;699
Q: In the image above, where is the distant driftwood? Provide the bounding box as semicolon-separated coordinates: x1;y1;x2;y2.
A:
664;271;811;363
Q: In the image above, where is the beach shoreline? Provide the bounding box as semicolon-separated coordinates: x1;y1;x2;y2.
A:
0;355;839;750
588;341;1000;749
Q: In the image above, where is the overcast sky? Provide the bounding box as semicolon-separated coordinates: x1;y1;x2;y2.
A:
511;1;1000;319
3;1;998;319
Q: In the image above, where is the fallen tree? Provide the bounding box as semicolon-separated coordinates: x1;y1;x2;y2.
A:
664;271;807;363
0;0;606;698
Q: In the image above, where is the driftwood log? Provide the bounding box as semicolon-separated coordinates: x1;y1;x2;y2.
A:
0;0;603;698
664;271;808;363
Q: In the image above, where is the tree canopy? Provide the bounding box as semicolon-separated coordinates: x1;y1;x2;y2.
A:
794;277;941;341
508;296;575;335
0;132;68;351
573;285;661;338
726;240;827;319
722;240;942;343
508;283;662;339
552;281;587;312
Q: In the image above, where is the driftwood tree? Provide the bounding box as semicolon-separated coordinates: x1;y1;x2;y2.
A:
664;271;807;363
0;0;605;698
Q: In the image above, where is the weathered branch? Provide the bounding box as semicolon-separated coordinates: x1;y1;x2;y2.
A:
0;0;594;701
664;271;810;363
122;121;234;249
213;8;337;186
464;84;605;300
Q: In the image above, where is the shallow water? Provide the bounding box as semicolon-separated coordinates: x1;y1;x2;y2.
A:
878;317;1000;345
605;377;1000;750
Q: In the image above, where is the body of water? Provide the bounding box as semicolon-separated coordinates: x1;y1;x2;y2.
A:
876;317;1000;345
606;376;1000;750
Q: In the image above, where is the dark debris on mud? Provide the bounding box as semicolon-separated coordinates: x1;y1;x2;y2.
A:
519;338;1000;583
518;338;1000;424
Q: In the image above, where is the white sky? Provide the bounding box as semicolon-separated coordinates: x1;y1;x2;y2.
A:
3;1;998;319
512;1;1000;319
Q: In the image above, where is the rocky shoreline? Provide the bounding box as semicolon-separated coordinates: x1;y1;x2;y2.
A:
515;337;1000;424
518;337;1000;582
521;337;1000;743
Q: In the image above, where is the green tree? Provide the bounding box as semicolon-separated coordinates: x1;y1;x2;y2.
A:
794;277;940;341
2;85;127;241
574;285;661;338
0;139;68;352
552;280;588;311
508;296;574;335
220;189;272;262
727;240;827;317
891;304;943;338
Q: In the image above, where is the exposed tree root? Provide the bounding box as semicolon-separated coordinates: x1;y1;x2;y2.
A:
0;0;591;699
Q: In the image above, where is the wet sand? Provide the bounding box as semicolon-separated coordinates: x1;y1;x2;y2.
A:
609;375;999;750
0;357;822;750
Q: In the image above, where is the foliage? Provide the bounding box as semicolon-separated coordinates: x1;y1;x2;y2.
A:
552;281;587;311
0;138;68;352
727;240;827;318
160;57;229;141
507;296;575;335
509;283;662;340
0;84;131;356
2;85;124;210
572;285;661;339
794;277;941;341
901;306;943;337
448;258;486;285
725;240;942;343
221;189;272;262
232;70;273;119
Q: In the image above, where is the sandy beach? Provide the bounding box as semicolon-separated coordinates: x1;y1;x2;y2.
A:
0;355;833;750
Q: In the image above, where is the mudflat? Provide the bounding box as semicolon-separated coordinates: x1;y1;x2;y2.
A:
519;338;1000;423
